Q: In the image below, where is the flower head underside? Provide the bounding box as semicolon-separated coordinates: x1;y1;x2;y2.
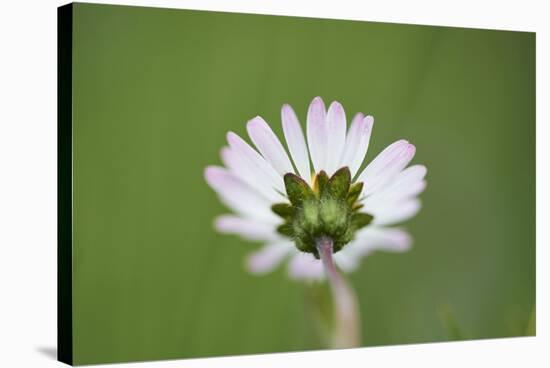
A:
205;97;426;280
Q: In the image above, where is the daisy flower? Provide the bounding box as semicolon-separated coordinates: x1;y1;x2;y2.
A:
204;97;426;281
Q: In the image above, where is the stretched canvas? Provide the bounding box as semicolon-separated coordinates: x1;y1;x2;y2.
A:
58;2;535;365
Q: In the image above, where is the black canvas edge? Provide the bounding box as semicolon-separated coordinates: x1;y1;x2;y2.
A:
58;3;74;366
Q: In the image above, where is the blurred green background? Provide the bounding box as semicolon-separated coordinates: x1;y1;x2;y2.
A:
70;3;535;365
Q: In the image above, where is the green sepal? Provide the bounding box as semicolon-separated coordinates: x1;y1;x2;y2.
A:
351;212;374;230
300;200;320;230
279;168;375;256
324;167;351;200
319;199;348;236
313;171;329;196
271;203;294;219
332;240;347;253
294;237;312;253
277;223;294;237
284;173;315;206
340;227;355;246
347;182;364;206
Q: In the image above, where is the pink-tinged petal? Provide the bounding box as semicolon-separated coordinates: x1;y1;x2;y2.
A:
357;140;416;196
338;112;363;170
340;113;374;178
204;166;278;222
221;146;286;203
282;104;312;184
306;97;328;173
339;114;373;178
214;215;280;242
346;227;412;257
325;101;347;175
287;252;325;280
246;242;294;274
226;131;285;193
247;116;294;176
220;146;232;167
368;199;422;226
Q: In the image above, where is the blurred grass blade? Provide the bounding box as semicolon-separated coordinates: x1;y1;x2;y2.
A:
438;303;464;341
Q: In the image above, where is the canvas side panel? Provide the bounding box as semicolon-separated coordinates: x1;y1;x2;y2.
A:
58;3;74;366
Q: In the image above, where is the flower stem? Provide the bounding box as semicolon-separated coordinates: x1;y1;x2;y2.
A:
316;236;361;348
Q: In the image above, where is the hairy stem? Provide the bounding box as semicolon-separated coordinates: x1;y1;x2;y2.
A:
316;236;361;348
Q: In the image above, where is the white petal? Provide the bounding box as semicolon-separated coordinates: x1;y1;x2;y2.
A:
334;251;360;272
357;140;416;196
282;104;312;184
214;215;280;242
346;227;412;257
362;181;426;213
204;166;278;222
306;97;328;174
325;101;347;175
369;199;422;226
383;164;427;197
397;164;427;184
287;252;325;280
380;164;427;197
339;114;374;178
360;165;427;209
221;146;286;203
246;116;294;176
226;132;285;193
246;242;294;274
